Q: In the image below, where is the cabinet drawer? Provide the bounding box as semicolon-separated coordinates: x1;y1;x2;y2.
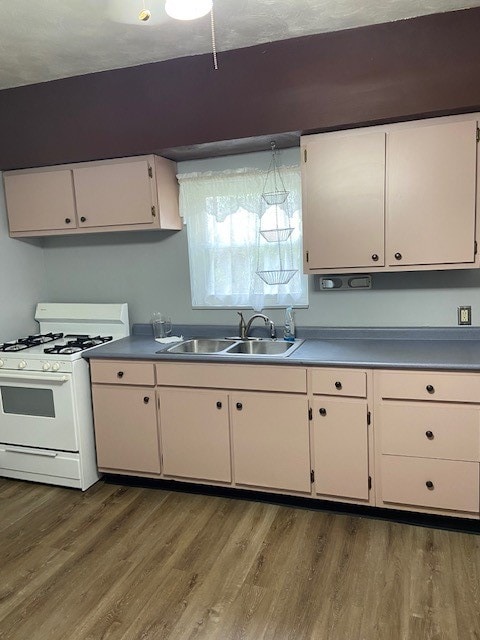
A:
0;446;81;480
381;455;479;513
311;368;366;398
381;402;480;461
90;360;155;386
378;370;480;403
155;363;307;393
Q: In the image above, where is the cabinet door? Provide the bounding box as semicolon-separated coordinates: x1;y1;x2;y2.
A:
91;385;160;473
73;159;155;228
4;170;77;233
158;388;231;482
312;397;369;500
231;392;310;493
386;120;477;266
302;131;385;270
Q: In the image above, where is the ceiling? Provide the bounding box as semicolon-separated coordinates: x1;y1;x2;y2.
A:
1;0;480;91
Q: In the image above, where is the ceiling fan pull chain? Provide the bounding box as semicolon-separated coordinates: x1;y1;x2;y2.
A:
211;6;218;70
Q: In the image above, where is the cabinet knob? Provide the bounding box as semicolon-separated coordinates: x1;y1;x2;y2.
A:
394;252;402;260
236;402;243;411
426;384;435;394
80;216;87;222
319;408;327;416
65;218;71;224
334;381;342;390
371;254;379;262
143;396;150;404
425;430;434;440
117;371;124;378
216;401;222;409
426;480;434;490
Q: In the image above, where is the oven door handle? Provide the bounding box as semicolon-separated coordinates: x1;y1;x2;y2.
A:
4;447;58;458
0;372;69;384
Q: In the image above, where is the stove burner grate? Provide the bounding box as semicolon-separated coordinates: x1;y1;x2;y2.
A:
44;335;113;355
0;332;64;352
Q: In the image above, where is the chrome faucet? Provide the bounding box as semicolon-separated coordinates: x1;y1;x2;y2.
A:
238;312;276;339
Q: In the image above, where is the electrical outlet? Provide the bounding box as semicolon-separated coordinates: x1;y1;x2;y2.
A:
458;306;472;325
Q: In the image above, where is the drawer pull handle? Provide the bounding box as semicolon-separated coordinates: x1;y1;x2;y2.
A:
80;216;87;222
319;408;327;416
236;402;243;411
216;401;222;409
143;396;150;404
426;480;434;490
65;217;71;224
117;371;124;378
394;252;402;260
425;430;434;440
371;254;379;262
334;381;342;390
426;384;435;394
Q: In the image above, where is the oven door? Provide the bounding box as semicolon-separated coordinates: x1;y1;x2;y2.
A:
0;370;78;452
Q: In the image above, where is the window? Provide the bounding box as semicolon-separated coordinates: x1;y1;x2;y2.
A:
178;164;308;310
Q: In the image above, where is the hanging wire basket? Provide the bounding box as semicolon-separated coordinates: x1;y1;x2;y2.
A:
260;227;294;243
256;141;298;287
262;190;289;206
256;269;298;286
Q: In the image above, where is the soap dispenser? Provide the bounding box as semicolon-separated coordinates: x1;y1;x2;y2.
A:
284;307;295;342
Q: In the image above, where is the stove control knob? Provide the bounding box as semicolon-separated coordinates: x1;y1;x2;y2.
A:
51;363;60;372
18;361;27;369
42;362;51;371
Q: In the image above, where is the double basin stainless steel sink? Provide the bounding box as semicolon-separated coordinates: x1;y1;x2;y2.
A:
159;337;303;358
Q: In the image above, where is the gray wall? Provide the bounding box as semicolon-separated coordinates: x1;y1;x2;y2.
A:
39;149;480;329
0;175;46;341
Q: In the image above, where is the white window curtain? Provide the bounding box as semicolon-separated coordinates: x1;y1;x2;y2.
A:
178;165;308;310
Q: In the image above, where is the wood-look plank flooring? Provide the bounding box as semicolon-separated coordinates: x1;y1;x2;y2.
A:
0;478;479;640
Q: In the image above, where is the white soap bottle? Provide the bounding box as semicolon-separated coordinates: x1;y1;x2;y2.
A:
284;307;295;342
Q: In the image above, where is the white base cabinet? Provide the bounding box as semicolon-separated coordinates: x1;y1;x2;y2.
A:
158;387;231;482
231;392;310;493
312;397;369;500
157;364;312;494
374;369;480;518
90;361;161;475
89;359;480;520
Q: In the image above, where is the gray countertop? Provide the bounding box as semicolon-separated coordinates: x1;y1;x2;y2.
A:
84;326;480;371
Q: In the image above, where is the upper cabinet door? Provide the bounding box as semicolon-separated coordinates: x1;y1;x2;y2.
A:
386;120;477;267
73;159;155;228
302;131;386;270
4;170;77;233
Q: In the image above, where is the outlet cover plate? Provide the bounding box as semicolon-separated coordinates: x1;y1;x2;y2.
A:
458;306;472;325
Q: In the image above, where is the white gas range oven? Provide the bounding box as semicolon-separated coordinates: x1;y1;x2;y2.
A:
0;303;129;490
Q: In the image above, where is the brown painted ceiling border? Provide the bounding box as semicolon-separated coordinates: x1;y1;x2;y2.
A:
0;7;480;170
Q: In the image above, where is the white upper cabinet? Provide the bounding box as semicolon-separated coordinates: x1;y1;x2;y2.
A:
73;159;156;228
3;154;182;237
302;130;385;271
4;170;77;233
301;115;479;274
386;120;477;267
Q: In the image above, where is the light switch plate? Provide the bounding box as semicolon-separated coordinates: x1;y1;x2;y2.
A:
458;306;472;325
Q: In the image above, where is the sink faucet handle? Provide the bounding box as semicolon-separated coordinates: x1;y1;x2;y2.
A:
268;320;276;339
237;312;247;339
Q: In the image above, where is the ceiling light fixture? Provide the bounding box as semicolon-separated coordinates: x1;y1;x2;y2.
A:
165;0;212;21
138;0;151;21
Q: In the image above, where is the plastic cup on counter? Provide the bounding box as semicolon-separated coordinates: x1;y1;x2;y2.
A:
152;313;172;340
